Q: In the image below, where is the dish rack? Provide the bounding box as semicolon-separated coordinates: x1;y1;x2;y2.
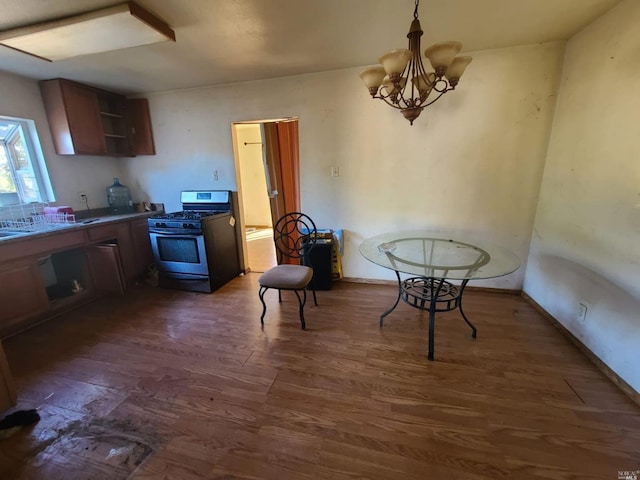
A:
0;202;76;232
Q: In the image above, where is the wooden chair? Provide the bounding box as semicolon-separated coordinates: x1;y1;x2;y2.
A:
258;212;318;329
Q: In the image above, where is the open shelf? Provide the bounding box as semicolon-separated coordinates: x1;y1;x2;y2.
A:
98;93;131;155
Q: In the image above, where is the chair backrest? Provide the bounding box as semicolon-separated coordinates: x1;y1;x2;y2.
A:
273;212;317;264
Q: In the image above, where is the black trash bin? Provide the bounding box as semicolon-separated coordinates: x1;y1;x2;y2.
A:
303;238;333;290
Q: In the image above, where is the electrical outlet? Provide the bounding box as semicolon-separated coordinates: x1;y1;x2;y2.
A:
213;170;219;181
330;166;340;177
78;192;87;201
577;302;588;323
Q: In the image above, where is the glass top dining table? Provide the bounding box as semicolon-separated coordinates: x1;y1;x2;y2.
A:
359;231;521;360
359;231;520;281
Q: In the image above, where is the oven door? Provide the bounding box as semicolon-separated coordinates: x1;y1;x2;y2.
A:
149;228;209;276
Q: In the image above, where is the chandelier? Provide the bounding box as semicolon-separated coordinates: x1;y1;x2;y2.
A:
359;0;472;125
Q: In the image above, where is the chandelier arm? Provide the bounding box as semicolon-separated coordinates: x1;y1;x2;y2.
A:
382;82;413;109
375;88;405;108
420;90;449;108
412;33;433;87
412;59;436;107
373;94;406;110
431;79;453;94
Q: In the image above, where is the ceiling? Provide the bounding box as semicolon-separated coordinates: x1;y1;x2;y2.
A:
0;0;621;95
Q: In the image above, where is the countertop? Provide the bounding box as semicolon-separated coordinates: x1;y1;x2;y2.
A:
0;211;161;245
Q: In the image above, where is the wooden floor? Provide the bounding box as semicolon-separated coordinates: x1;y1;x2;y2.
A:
0;274;638;479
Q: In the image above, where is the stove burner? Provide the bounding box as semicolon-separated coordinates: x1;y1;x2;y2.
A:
157;210;224;221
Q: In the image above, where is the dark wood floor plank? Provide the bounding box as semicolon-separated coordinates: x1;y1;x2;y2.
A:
0;274;637;479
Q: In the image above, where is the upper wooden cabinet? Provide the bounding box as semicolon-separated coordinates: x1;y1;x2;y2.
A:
127;98;156;156
39;78;155;157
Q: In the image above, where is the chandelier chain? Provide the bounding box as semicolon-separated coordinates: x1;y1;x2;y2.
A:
413;0;420;19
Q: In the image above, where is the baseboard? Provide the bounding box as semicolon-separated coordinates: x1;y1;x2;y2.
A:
521;292;640;407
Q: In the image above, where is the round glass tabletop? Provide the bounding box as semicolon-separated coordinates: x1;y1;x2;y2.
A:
359;231;520;280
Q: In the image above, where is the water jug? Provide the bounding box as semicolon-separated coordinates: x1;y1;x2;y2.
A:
106;178;133;214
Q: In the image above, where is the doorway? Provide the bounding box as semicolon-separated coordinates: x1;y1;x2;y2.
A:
231;118;301;273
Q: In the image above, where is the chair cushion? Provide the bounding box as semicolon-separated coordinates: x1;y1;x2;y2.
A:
259;265;313;289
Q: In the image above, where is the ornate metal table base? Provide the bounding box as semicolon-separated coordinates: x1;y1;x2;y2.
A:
380;271;477;360
361;233;520;361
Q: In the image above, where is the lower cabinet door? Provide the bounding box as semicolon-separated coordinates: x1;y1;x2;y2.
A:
0;259;49;334
86;244;126;295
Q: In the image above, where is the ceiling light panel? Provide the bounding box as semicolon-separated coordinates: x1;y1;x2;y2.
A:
0;2;175;62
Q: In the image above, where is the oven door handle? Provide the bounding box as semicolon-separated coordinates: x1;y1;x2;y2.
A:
149;227;202;236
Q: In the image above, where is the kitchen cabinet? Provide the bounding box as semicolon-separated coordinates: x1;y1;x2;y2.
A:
87;220;138;285
42;248;93;308
40;78;155;157
0;258;49;334
97;90;130;156
130;218;154;277
128;99;156;156
40;80;105;154
89;218;154;284
0;214;155;338
87;243;126;295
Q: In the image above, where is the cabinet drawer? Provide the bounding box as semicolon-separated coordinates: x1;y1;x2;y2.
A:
87;223;128;242
0;230;86;261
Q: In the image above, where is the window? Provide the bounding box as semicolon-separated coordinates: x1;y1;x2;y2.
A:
0;116;54;206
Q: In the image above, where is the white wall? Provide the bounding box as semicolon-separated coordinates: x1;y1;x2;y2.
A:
0;71;125;212
124;42;564;289
524;0;640;392
235;124;272;227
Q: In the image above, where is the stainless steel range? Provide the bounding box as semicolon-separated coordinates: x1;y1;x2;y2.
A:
148;190;241;293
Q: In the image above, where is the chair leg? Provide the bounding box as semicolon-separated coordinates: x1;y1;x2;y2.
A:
258;286;268;326
293;289;307;330
311;285;318;306
278;290;282;303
